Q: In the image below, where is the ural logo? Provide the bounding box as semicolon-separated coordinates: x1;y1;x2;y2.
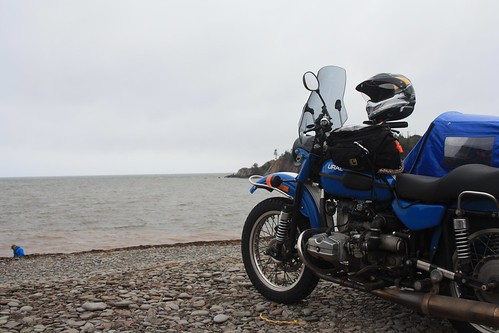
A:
349;158;358;166
327;163;343;171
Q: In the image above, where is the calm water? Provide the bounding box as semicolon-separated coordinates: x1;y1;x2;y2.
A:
0;174;272;257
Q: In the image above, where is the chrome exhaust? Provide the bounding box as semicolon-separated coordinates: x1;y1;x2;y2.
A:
372;288;499;328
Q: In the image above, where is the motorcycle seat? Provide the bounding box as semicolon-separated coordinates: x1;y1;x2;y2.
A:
395;164;499;203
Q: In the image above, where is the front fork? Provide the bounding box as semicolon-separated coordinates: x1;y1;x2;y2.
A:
267;182;306;260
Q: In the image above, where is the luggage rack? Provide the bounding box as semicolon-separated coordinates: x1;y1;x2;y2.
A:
455;190;499;218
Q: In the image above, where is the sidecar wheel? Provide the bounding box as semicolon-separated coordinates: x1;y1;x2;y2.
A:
241;197;319;304
440;222;499;333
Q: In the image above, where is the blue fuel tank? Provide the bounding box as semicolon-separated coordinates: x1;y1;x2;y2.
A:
320;160;395;202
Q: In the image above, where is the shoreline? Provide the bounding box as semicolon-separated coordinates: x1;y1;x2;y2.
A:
0;239;241;261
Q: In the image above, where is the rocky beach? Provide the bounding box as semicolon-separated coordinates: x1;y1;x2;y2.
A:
1;241;455;332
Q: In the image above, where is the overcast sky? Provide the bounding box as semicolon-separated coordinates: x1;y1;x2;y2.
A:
1;1;498;177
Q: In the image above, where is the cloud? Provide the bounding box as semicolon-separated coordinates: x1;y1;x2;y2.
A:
1;1;499;177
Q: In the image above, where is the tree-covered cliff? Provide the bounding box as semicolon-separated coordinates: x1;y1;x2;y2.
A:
228;134;422;178
227;150;298;178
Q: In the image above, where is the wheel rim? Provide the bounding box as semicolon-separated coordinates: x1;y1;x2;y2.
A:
450;228;499;333
249;209;306;291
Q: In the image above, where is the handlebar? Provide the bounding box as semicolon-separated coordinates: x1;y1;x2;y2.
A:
363;121;408;129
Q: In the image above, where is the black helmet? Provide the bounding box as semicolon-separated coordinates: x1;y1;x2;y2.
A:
355;73;415;123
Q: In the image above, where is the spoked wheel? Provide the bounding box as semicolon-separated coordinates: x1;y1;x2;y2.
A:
241;197;319;304
448;227;499;333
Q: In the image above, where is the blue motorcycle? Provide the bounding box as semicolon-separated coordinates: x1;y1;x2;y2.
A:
241;66;499;332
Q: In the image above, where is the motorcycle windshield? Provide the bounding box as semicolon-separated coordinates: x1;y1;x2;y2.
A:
299;66;348;142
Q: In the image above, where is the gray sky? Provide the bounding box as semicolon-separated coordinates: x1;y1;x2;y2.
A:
1;1;498;177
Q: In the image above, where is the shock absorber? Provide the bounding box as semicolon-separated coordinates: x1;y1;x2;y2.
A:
453;217;472;273
491;234;499;254
275;205;292;245
265;205;292;260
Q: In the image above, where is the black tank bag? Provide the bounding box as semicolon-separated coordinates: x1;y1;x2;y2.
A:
326;125;403;174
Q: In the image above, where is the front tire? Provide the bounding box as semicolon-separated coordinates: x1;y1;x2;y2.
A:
241;197;319;304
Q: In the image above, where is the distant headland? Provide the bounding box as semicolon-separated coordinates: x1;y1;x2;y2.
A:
227;134;421;178
226;151;298;178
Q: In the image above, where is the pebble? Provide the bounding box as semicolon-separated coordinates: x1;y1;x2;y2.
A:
82;301;107;311
191;310;210;316
114;300;133;308
19;305;33;312
213;314;230;323
192;300;205;307
0;241;456;332
255;303;267;312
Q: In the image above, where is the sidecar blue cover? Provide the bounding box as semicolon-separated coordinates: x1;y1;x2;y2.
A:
404;111;499;177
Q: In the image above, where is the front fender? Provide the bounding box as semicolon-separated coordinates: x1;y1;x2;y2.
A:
249;173;321;228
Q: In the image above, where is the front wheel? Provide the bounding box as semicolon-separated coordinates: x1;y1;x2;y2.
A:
241;197;319;304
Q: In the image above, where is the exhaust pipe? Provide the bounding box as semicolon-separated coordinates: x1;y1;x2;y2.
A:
372;288;499;328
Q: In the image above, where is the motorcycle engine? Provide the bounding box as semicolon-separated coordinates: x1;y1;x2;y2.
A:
305;199;406;269
306;232;349;262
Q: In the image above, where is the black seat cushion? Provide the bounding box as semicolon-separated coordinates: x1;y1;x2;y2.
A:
396;164;499;203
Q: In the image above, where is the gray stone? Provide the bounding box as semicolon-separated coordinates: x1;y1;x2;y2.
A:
67;319;86;327
255;303;267;312
233;310;251;317
192;300;205;308
165;302;179;311
213;314;230;323
81;322;95;333
114;300;133;308
210;305;224;312
33;324;46;332
79;312;95;320
191;310;210;316
101;309;114;317
4;321;21;329
22;316;35;325
81;301;107;311
19;305;33;312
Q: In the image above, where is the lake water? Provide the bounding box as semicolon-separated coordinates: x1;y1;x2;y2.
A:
0;174;272;257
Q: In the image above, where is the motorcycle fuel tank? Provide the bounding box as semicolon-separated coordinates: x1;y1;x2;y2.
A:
320;160;395;202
